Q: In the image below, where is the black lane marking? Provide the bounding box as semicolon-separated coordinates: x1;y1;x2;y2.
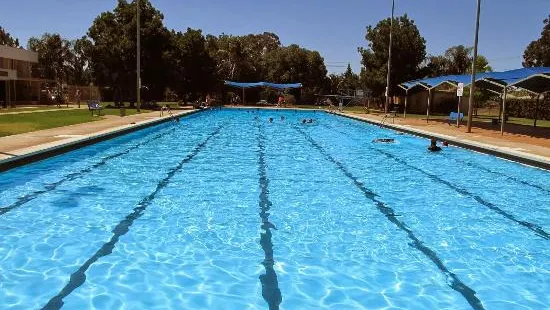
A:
322;123;550;240
41;125;223;310
376;149;550;241
256;123;282;310
444;155;550;194
295;126;485;310
0;127;177;217
326;119;550;193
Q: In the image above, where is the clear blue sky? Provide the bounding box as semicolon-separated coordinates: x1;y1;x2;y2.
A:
1;0;548;74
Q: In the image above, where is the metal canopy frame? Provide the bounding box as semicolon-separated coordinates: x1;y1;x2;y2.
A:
400;68;550;134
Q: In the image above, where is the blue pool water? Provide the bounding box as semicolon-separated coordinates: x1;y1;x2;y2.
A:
0;108;549;310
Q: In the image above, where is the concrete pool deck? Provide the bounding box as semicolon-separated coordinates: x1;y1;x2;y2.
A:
0;110;197;171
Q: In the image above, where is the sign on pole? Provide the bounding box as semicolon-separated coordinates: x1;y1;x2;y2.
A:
456;83;464;127
457;83;464;97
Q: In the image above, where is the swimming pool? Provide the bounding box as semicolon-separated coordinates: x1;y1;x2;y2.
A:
1;108;548;309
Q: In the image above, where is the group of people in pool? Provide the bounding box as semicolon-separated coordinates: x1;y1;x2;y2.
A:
266;116;315;124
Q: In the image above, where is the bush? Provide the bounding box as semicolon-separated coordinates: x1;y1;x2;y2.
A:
506;98;550;120
284;94;296;105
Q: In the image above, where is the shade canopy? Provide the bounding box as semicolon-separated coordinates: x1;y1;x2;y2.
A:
224;81;302;90
400;67;550;94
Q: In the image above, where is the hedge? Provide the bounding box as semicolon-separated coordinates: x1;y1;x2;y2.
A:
506;98;550;120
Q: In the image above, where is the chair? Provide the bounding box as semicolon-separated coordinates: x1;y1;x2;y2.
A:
448;112;464;125
87;100;103;116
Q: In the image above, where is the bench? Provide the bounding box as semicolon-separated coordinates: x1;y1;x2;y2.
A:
87;100;103;116
448;112;464;125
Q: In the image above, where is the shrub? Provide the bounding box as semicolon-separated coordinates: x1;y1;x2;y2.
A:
506;98;550;120
284;94;296;105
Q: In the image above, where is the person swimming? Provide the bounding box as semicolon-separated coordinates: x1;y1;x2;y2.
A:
269;117;273;123
373;138;394;143
307;119;313;123
428;138;442;152
302;119;307;124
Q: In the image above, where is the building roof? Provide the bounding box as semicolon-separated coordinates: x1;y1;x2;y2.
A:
0;45;38;63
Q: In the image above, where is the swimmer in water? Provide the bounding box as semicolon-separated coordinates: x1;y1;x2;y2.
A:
269;117;273;123
373;138;394;143
428;138;442;152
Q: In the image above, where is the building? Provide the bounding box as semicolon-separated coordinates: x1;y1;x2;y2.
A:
0;45;38;107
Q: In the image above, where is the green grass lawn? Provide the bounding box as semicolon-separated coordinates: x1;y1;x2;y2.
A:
0;106;63;114
0;108;151;137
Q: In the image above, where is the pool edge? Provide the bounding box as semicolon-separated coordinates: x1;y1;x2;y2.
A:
330;111;550;171
0;109;203;173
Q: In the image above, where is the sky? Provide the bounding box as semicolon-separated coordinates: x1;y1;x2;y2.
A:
1;0;548;74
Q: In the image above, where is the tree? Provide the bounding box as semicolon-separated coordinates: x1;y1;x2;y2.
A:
470;55;493;73
358;15;426;97
67;37;93;85
422;45;493;77
87;0;171;103
523;15;550;67
264;44;327;89
340;64;359;90
0;26;19;47
167;28;218;100
28;33;72;82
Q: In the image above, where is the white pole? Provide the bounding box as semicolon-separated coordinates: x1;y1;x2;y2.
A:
426;89;431;123
404;90;408;118
136;0;141;112
467;0;481;133
500;86;507;136
385;0;395;114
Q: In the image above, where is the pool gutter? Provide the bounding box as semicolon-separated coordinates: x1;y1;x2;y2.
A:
0;110;202;173
330;111;550;171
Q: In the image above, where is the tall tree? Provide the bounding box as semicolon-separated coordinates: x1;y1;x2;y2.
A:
523;15;550;67
444;45;472;74
67;36;93;85
87;0;170;101
265;44;327;89
28;33;72;82
167;28;218;100
422;46;493;77
358;15;426;96
0;26;20;47
340;64;359;90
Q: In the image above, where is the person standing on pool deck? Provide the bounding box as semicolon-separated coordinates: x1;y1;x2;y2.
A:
428;138;442;152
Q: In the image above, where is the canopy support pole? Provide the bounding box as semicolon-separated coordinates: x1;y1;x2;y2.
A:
498;93;503;123
404;89;408;119
426;89;431;123
534;94;541;128
500;87;507;136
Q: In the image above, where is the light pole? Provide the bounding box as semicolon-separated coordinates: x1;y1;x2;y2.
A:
136;0;141;112
467;0;481;133
385;0;395;114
